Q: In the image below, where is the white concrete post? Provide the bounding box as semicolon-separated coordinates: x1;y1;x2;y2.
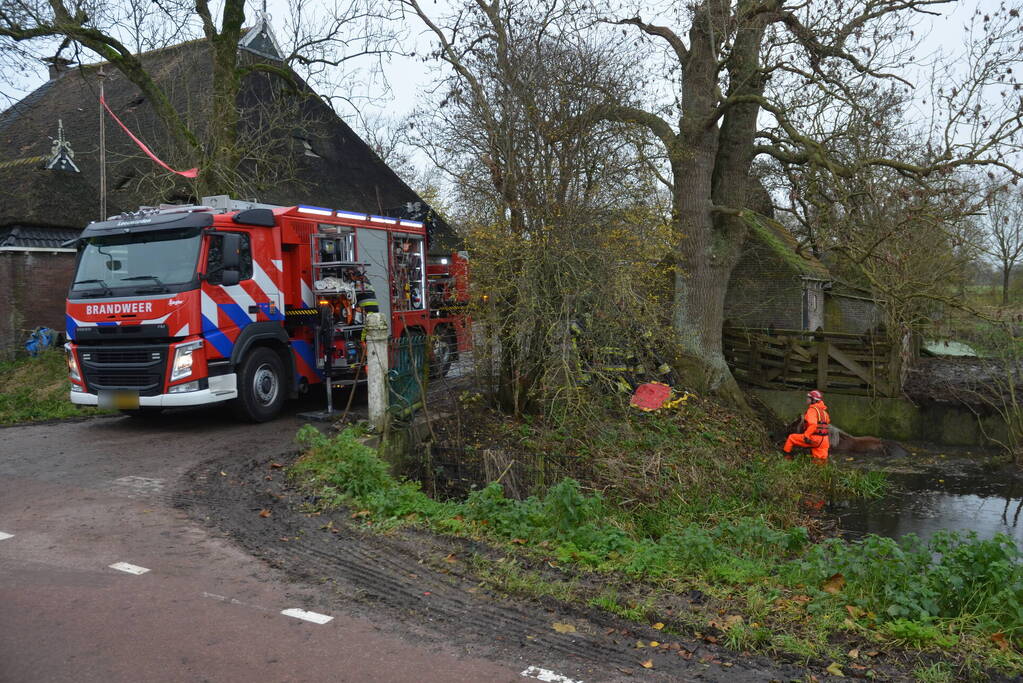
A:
364;312;389;432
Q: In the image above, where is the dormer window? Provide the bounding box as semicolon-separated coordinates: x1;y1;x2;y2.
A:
297;137;321;158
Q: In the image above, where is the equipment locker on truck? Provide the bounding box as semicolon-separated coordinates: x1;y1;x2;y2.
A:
64;199;468;421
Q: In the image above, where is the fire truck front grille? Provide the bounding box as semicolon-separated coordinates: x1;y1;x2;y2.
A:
88;349;159;364
78;343;168;396
92;371;162;390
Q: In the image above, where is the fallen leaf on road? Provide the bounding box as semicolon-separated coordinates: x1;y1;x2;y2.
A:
721;662;733;667
652;622;665;630
640;660;653;669
615;666;634;676
822;573;846;594
552;622;576;634
444;553;458;563
270;462;284;468
864;651;879;657
635;640;645;649
847;648;859;659
351;510;370;518
259;509;271;517
649;641;659;647
220;471;227;476
825;662;844;677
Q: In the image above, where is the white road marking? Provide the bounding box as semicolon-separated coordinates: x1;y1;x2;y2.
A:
521;667;582;683
281;608;333;624
109;562;150;575
0;532;13;541
201;591;270;613
110;476;165;497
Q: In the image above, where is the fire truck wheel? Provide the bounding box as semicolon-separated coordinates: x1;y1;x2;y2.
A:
429;325;456;379
232;347;285;422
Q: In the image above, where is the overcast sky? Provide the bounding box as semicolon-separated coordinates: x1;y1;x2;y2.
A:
3;0;1001;117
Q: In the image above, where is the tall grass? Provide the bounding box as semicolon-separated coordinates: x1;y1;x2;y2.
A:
291;426;1023;656
0;349;103;424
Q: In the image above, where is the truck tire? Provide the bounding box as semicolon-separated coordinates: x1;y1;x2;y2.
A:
429;325;456;379
232;347;285;422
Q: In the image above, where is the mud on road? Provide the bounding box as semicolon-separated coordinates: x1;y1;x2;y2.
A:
174;447;811;683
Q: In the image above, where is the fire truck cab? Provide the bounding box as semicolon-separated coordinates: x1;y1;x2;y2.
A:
64;198;468;421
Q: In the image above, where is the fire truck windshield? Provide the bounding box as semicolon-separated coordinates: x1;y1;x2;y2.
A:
70;227;202;297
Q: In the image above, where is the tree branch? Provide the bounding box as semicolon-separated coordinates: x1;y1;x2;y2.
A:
602;16;688;66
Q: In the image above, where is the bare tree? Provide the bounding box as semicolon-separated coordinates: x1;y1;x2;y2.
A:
0;0;400;197
401;0;675;415
561;0;1023;404
979;179;1023;307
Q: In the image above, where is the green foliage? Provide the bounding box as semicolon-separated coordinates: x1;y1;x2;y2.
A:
911;661;955;683
0;349;106;424
291;427;1022;666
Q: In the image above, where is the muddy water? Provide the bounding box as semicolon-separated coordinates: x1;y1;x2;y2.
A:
834;465;1023;545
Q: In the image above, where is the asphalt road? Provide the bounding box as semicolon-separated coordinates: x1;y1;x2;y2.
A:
0;406;522;683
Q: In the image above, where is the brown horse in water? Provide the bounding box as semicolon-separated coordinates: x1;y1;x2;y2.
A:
781;418;908;457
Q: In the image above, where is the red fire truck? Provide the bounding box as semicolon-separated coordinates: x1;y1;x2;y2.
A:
64;198;468;421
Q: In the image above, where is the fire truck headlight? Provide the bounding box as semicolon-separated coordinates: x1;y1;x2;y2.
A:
65;344;81;382
171;340;203;382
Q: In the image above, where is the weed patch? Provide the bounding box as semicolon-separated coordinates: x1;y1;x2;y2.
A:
290;424;1022;676
0;350;106;425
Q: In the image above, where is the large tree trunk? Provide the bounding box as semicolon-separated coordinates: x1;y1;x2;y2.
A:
664;0;761;407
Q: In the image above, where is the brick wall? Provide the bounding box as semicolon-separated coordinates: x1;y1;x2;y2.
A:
0;251;76;359
825;292;882;334
724;240;805;329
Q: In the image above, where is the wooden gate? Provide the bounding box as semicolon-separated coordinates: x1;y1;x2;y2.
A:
722;327;901;397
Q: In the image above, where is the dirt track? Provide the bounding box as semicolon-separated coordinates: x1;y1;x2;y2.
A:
175;446;809;682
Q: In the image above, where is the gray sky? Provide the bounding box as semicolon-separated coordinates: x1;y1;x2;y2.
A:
3;0;999;116
1;0;1010;172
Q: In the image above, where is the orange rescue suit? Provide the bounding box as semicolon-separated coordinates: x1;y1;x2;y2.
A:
783;401;830;461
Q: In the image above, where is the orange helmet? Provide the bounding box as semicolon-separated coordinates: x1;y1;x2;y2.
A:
807;390;823;402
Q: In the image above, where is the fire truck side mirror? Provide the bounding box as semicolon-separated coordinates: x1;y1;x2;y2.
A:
222;233;241;270
221;269;241;287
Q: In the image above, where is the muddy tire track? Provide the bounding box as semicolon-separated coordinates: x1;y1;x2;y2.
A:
174;452;807;682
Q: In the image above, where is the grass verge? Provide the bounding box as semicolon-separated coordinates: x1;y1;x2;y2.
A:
0;349;105;425
290;409;1023;678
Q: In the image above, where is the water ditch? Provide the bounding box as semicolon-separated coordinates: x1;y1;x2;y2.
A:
832;448;1023;545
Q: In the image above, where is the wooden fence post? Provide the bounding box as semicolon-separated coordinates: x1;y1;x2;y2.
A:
816;338;829;391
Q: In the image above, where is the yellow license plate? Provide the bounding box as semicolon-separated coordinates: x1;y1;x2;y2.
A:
98;390;140;410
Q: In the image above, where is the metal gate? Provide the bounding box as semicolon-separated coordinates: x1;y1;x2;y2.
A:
387;335;427;416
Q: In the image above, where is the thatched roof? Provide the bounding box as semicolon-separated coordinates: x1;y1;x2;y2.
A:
0;38;454;246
